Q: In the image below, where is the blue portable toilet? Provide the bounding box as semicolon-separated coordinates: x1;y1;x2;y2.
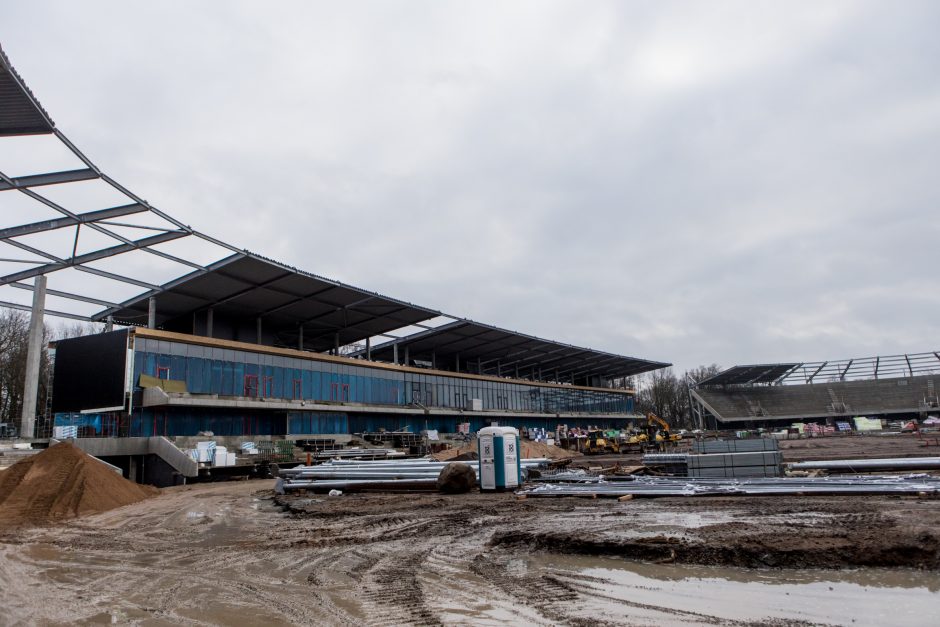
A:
478;426;521;492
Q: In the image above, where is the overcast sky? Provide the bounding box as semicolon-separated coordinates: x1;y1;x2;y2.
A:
2;1;939;374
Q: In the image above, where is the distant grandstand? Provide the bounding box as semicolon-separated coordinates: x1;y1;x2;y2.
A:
689;351;940;429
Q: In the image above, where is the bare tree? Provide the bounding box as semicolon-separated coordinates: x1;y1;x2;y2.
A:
634;363;723;429
0;308;105;434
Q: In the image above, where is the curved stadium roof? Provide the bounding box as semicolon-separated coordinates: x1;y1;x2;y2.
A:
0;44;668;383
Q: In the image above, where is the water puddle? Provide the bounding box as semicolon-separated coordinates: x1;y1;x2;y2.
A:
529;554;940;626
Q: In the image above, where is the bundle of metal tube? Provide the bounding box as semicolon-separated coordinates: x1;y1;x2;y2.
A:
517;474;940;498
312;448;403;459
531;470;603;483
278;457;551;491
787;457;940;472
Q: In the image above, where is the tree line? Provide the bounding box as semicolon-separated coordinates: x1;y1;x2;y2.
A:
630;364;722;429
0;308;99;433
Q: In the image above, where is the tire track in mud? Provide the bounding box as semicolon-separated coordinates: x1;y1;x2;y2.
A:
356;548;441;626
6;480;940;625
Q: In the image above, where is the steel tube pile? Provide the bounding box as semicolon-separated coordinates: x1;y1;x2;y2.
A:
517;474;940;498
787;457;940;472
278;457;550;492
312;448;404;460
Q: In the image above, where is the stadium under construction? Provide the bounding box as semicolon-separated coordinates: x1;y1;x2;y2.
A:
690;350;940;430
4;43;939;487
0;45;668;457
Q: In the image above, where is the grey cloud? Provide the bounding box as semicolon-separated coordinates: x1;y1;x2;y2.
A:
2;0;939;373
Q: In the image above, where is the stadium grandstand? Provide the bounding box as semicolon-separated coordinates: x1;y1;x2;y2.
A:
0;44;669;452
689;351;940;429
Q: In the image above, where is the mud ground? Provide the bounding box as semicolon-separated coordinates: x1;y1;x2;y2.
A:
2;434;939;625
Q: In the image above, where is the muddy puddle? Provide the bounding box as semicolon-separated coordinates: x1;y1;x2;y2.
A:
516;554;940;626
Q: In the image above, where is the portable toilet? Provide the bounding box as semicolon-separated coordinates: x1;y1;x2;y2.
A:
478;426;522;492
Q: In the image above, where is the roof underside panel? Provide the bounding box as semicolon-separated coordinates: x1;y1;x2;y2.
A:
95;254;440;351
697;364;800;386
0;46;54;136
363;320;669;381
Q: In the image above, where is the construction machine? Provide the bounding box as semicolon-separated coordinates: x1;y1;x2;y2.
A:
619;431;649;453
646;413;682;450
583;429;618;454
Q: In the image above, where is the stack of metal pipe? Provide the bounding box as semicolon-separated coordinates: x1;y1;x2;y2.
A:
277;457;551;492
311;447;404;460
517;474;940;498
787;457;940;473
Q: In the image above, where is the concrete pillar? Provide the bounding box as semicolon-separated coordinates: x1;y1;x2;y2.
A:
105;315;114;332
366;337;371;360
256;317;263;344
147;296;156;329
206;308;214;337
297;325;303;350
393;343;399;365
20;275;46;439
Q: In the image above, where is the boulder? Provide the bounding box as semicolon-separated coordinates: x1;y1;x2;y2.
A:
436;462;477;494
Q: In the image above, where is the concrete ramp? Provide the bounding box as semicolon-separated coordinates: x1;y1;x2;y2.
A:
68;437;198;478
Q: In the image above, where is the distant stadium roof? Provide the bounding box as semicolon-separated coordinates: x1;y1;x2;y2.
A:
360;319;670;381
698;351;940;386
697;364;800;386
94;253;440;352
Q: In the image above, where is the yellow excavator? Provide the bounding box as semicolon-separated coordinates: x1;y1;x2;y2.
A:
646;412;682;450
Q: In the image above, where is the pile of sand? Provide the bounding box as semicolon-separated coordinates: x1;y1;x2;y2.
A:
0;442;158;528
432;439;577;462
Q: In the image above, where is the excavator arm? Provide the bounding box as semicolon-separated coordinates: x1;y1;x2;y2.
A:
646;412;671;431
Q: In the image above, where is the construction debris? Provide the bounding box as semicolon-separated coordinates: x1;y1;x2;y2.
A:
276;457;550;493
787;457;940;472
516;474;940;498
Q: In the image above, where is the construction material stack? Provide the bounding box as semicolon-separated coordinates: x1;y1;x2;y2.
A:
688;439;782;478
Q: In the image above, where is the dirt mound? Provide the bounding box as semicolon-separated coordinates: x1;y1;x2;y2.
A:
0;442;158;528
432;439;577;461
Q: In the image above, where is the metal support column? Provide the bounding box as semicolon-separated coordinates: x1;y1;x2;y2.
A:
366;337;371;360
256;317;262;344
334;333;340;355
297;325;303;350
206;308;214;338
431;351;436;370
455;352;459;372
404;346;410;366
105;314;113;332
393;343;399;364
147;297;156;329
20;275;46;439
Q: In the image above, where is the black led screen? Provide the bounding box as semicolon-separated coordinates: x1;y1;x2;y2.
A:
51;329;128;413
